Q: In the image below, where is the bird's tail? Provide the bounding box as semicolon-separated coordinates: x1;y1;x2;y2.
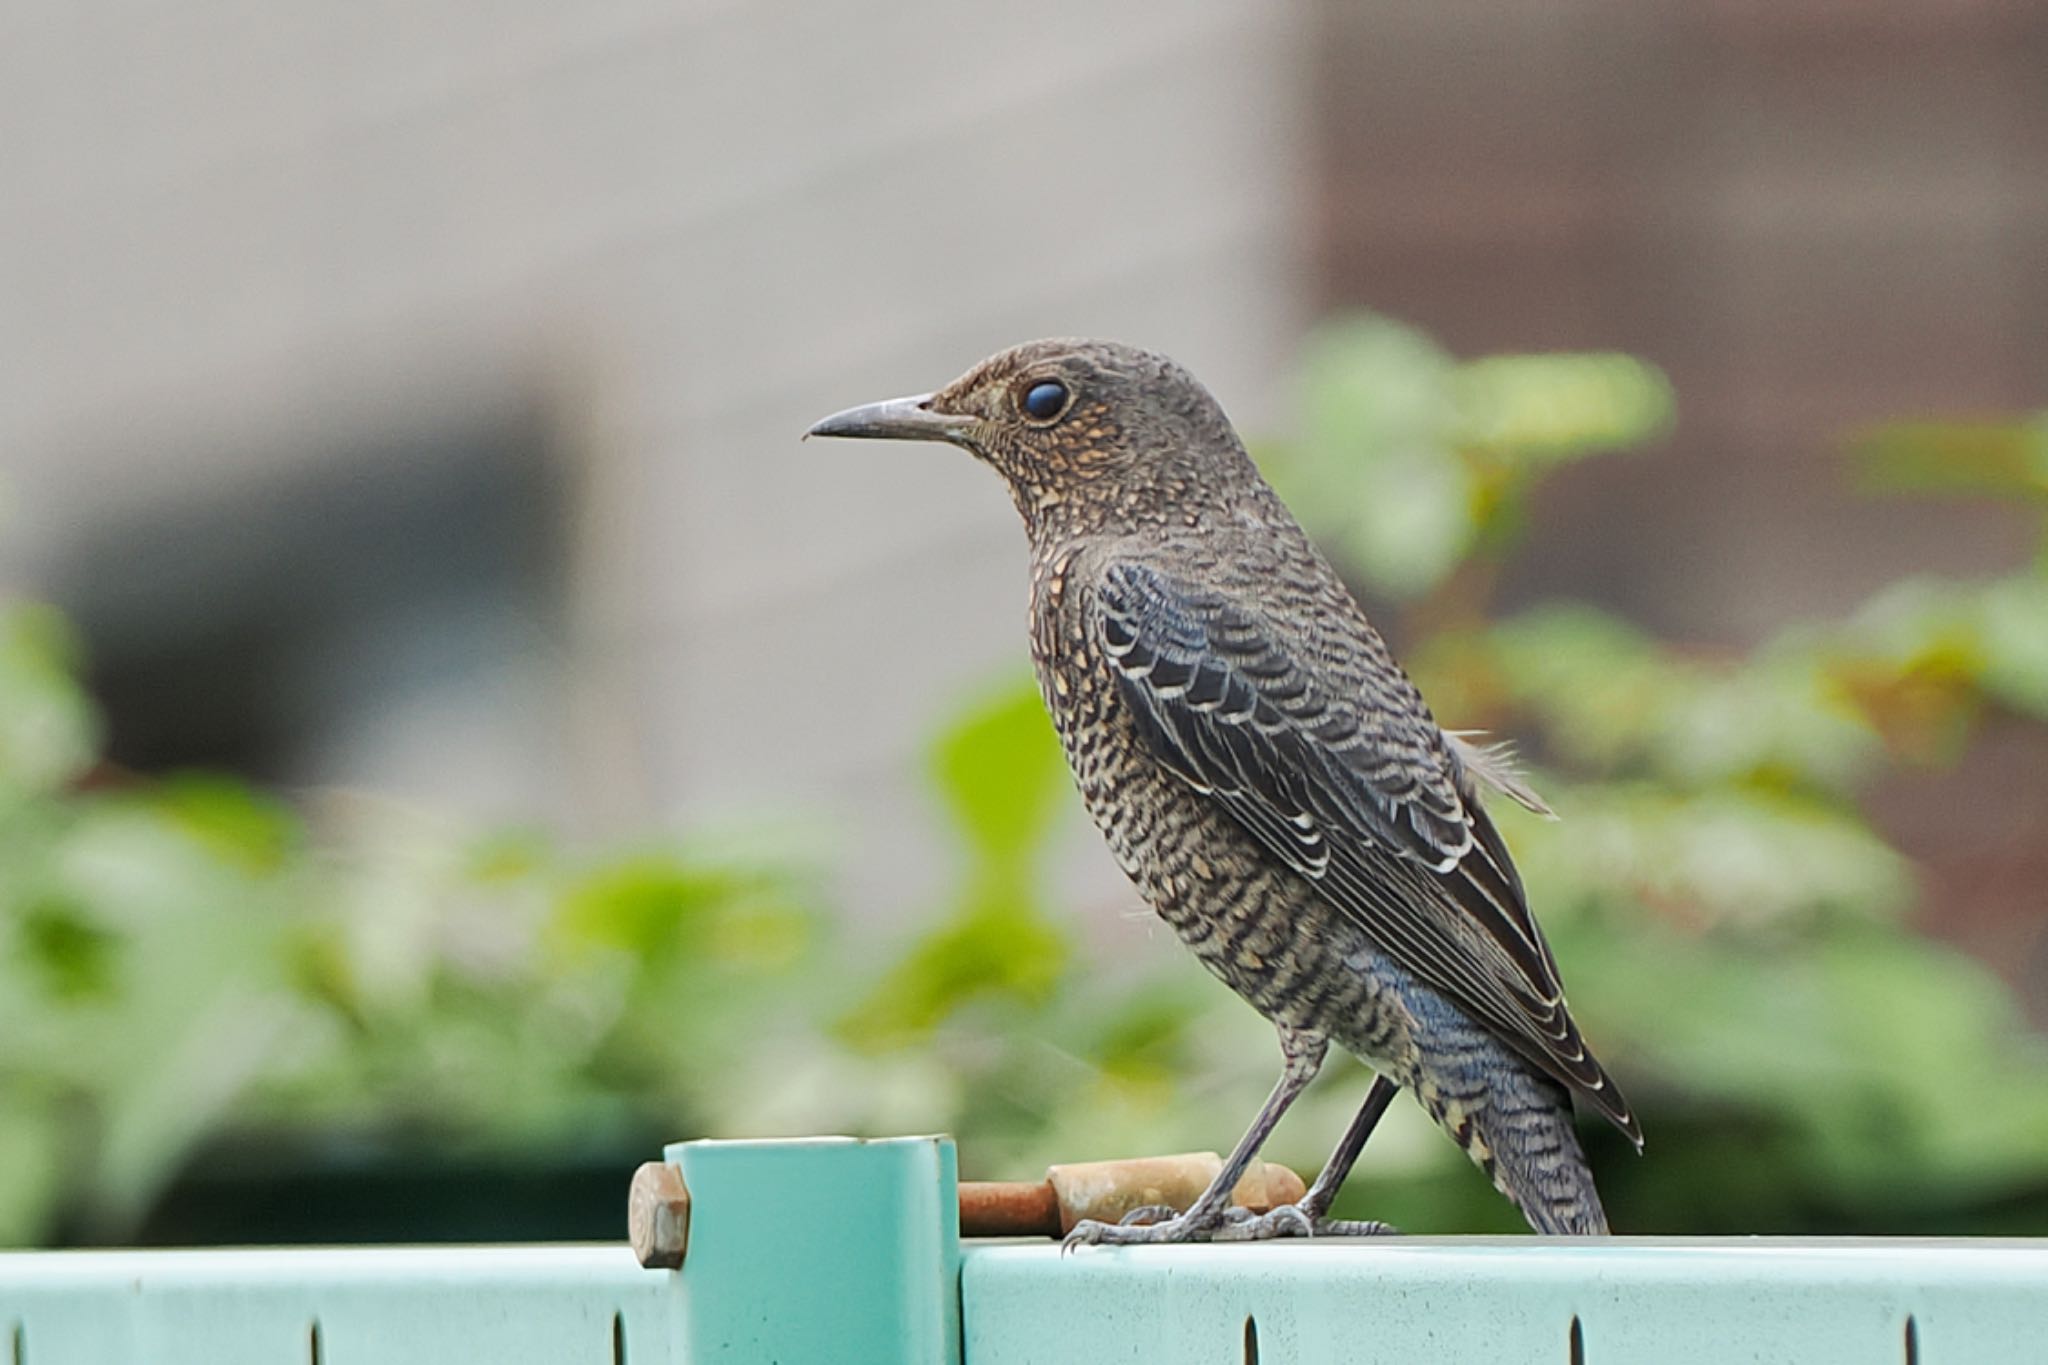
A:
1480;1080;1610;1235
1417;1047;1612;1235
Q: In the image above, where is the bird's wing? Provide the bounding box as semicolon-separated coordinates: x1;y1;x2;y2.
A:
1095;559;1638;1145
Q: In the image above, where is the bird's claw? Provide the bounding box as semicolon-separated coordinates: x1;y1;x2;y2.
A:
1061;1202;1399;1251
1212;1205;1399;1241
1117;1204;1180;1227
1211;1202;1312;1240
1061;1205;1225;1251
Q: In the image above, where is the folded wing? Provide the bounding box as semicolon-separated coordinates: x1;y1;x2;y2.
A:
1096;559;1639;1147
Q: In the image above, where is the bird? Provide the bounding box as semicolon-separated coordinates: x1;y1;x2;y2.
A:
807;339;1639;1243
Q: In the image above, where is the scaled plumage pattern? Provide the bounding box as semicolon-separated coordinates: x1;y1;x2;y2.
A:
809;339;1637;1241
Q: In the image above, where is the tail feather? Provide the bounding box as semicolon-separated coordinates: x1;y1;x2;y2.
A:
1425;1063;1610;1234
1483;1081;1610;1235
1404;994;1614;1234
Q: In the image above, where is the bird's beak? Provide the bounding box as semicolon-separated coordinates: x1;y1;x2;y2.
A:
804;393;975;445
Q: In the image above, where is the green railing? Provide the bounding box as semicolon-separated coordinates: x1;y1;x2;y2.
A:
4;1137;2043;1363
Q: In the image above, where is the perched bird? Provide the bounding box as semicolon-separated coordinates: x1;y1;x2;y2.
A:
808;340;1639;1242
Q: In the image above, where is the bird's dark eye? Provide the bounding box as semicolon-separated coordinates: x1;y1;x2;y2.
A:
1021;380;1070;422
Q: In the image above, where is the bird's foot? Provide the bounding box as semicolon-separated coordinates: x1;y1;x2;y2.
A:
1061;1202;1399;1251
1208;1204;1399;1241
1061;1203;1226;1250
1117;1204;1180;1227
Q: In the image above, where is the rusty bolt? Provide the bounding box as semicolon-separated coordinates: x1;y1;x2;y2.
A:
629;1160;692;1269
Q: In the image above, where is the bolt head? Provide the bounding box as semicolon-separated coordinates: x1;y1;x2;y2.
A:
628;1161;692;1269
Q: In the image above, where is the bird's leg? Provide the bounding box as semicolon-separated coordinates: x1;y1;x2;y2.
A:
1301;1073;1399;1219
1213;1074;1402;1240
1063;1027;1327;1250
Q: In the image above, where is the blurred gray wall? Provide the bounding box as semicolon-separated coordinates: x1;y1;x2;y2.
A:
0;1;1312;917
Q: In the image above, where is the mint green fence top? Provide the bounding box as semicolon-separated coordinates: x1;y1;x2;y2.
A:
2;1136;2044;1363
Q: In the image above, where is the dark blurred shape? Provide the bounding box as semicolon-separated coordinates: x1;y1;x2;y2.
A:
44;406;565;786
109;1138;645;1247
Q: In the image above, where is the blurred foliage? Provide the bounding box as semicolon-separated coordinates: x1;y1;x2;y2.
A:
1259;316;1673;600
3;311;2047;1245
836;686;1070;1048
0;613;836;1241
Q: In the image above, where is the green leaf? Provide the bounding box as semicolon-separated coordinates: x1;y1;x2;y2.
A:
552;850;807;971
1822;573;2048;748
1850;416;2048;503
929;678;1065;871
836;901;1068;1050
1470;604;1686;769
1264;316;1474;600
154;773;304;873
0;603;100;798
1454;351;1673;464
0;1104;66;1246
1513;782;1913;931
842;676;1076;1049
1974;575;2048;716
16;892;120;1000
1261;316;1672;602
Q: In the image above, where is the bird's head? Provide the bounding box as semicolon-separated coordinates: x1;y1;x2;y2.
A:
806;338;1252;532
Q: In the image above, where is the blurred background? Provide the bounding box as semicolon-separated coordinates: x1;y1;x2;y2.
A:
2;0;2046;1246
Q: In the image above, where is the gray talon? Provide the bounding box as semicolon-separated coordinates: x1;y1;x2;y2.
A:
1117;1204;1179;1227
1060;1207;1229;1249
1267;1205;1316;1239
1061;1196;1401;1251
1060;1218;1113;1254
1208;1204;1400;1242
1319;1217;1399;1237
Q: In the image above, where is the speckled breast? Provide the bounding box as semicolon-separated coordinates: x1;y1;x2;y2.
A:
1027;555;1414;1069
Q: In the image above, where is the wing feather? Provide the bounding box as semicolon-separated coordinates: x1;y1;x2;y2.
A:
1097;559;1639;1146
